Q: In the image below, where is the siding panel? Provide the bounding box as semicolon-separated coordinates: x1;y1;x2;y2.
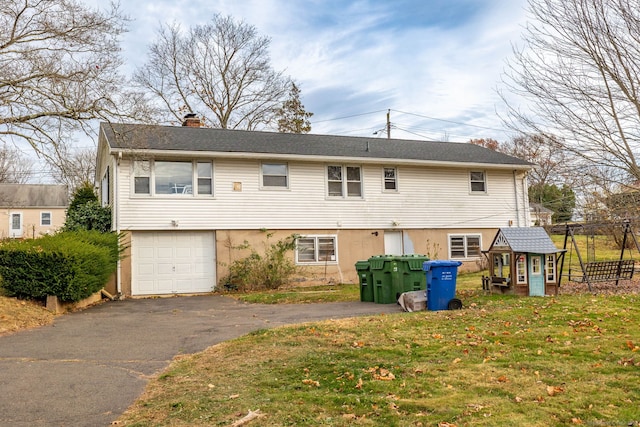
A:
116;158;527;230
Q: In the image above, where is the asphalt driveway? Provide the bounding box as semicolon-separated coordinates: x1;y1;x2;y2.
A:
0;295;402;427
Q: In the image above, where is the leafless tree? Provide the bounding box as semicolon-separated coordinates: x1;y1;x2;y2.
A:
0;144;32;183
135;14;291;130
0;0;150;153
501;0;640;188
46;143;96;193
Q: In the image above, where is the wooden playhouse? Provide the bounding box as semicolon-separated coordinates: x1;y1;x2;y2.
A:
482;227;565;296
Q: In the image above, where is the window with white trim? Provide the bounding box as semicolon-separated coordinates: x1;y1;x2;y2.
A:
40;212;52;226
327;165;361;197
531;256;542;275
133;160;213;196
449;234;481;259
296;235;337;264
516;255;527;284
546;255;556;282
197;162;213;195
155;161;192;194
383;167;397;191
261;163;288;188
101;167;110;206
470;171;486;192
133;160;150;194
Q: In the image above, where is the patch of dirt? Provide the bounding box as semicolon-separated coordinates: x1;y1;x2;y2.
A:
0;296;55;336
558;279;640;295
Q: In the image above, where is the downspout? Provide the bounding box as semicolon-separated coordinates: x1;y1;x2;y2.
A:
522;172;530;227
114;153;121;296
513;170;520;227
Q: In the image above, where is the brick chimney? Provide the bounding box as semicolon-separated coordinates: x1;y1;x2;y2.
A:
182;113;202;127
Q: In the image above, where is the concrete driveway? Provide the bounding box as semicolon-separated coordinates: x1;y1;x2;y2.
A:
0;295;401;426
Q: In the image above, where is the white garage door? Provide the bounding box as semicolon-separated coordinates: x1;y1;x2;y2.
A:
132;231;216;295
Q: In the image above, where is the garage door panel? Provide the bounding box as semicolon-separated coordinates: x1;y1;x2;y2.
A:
157;263;174;275
132;231;216;295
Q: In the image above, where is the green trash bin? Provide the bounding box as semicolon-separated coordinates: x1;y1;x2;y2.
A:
355;260;374;302
397;254;430;295
369;255;399;304
369;255;430;304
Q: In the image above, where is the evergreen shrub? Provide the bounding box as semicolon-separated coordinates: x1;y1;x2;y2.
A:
0;231;119;302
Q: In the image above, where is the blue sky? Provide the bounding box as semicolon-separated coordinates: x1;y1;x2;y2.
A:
109;0;528;143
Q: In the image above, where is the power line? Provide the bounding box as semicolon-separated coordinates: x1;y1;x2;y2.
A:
391;109;510;133
311;110;388;124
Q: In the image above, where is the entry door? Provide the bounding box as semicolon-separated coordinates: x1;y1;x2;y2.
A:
384;231;403;255
529;254;545;296
9;212;22;238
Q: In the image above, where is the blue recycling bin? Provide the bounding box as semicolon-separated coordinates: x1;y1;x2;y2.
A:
423;260;462;311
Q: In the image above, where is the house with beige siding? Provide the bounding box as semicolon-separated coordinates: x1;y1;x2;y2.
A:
95;120;532;297
0;184;68;239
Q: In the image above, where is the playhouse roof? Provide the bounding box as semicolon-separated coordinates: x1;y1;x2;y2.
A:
489;227;564;254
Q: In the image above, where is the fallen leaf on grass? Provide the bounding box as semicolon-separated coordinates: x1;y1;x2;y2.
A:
546;385;564;396
514;396;523;403
497;375;509;383
342;413;357;420
229;394;240;399
355;378;363;389
302;379;320;387
571;418;583;424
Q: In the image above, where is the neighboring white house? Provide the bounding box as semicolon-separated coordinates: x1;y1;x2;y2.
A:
95;120;532;297
530;203;554;226
0;184;68;239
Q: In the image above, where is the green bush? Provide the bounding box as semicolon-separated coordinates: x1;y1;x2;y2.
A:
219;233;299;292
0;231;120;302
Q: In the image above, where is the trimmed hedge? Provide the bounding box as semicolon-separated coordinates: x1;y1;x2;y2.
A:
0;231;119;302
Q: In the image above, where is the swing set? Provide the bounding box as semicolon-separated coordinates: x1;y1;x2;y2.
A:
559;221;640;291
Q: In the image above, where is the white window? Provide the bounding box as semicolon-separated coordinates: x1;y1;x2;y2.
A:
327;165;361;197
155;161;192;195
133;160;151;194
262;163;288;188
449;234;481;259
516;255;527;284
40;212;52;226
383;167;397;191
296;235;337;264
546;255;556;282
197;162;213;195
133;160;213;196
101;167;110;206
470;171;486;193
531;257;542;275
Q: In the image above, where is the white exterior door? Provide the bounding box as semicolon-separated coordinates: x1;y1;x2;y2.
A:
9;212;22;238
132;231;216;295
384;231;404;255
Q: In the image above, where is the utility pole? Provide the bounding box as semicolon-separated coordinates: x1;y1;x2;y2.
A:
386;109;391;139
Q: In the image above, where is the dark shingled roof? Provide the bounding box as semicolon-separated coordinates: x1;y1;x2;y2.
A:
100;123;532;168
0;184;68;208
495;227;563;254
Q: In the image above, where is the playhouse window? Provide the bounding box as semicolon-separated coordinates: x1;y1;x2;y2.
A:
516;255;527;284
546;255;556;282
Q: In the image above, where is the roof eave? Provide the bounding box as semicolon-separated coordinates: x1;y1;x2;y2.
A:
110;148;532;170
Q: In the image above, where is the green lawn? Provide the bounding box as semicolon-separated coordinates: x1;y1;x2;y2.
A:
118;277;640;426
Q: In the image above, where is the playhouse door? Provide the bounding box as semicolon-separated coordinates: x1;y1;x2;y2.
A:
529;254;545;296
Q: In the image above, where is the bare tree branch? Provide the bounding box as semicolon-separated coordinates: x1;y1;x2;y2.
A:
135;14;291;129
501;0;640;187
0;0;151;152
